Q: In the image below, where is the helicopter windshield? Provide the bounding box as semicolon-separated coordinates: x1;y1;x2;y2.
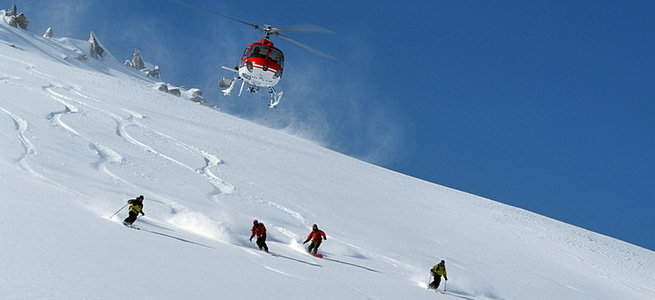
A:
246;45;284;67
268;48;284;67
249;46;267;59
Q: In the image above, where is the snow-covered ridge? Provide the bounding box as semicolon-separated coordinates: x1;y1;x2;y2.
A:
1;15;654;300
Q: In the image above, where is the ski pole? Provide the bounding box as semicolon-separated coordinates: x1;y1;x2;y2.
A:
444;280;447;292
109;203;128;219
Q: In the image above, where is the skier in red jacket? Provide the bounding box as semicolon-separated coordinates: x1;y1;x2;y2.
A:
303;224;327;254
249;219;269;253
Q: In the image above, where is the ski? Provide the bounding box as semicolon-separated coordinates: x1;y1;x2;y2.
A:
122;222;140;230
310;253;323;258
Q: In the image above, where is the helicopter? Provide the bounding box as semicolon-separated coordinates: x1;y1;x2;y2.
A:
173;0;334;108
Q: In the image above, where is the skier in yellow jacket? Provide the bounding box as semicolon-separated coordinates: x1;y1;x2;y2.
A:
123;195;145;226
429;260;448;290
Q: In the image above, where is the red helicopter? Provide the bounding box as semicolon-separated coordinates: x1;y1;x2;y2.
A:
173;1;334;108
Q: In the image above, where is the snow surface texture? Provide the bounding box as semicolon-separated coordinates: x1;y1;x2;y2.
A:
1;16;654;300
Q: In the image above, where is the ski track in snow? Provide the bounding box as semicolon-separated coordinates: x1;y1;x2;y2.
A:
147;127;235;195
41;83;244;244
44;84;81;135
44;85;128;182
0;106;38;174
253;195;307;226
0;104;90;202
0;72;21;86
66;87;236;196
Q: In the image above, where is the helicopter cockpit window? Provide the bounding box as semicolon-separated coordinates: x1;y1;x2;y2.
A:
268;48;284;66
249;46;267;58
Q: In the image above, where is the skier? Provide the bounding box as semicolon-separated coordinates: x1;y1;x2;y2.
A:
303;224;327;255
122;195;145;226
429;260;448;290
249;219;269;252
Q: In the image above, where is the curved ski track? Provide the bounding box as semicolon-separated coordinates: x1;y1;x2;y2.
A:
42;84;236;207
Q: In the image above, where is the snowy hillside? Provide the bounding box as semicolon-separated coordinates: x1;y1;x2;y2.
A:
1;16;654;300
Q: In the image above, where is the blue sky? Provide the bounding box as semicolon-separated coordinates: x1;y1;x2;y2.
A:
19;0;654;251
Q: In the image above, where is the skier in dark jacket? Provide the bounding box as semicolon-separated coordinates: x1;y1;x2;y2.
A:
303;224;327;254
123;195;144;225
250;219;269;252
429;260;448;290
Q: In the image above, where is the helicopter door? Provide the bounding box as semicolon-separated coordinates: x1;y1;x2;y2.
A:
268;48;284;68
239;47;249;68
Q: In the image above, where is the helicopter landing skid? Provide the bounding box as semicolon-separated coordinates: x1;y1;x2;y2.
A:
219;77;282;108
219;77;237;96
268;88;283;108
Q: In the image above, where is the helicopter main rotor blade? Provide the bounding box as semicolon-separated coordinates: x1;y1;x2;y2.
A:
276;33;336;59
171;0;336;59
271;24;334;34
169;0;261;30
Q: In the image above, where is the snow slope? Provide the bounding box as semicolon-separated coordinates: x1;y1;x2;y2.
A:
1;17;654;300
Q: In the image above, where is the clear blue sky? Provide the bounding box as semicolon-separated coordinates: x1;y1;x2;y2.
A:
20;0;655;251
